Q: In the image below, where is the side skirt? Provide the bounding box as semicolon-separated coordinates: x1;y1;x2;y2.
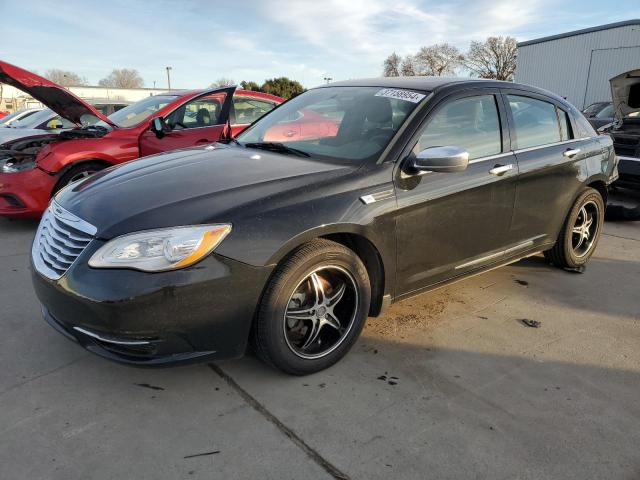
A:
391;243;554;304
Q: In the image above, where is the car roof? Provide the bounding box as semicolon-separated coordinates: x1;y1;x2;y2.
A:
86;98;132;105
149;88;283;103
319;76;569;104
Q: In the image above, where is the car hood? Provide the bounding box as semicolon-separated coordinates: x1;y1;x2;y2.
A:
0;61;115;127
0;127;63;145
610;69;640;123
56;145;355;238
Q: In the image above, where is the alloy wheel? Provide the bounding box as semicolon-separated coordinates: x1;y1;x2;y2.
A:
283;265;358;359
571;200;599;258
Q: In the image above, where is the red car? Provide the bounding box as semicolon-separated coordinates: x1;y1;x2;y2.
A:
0;61;283;218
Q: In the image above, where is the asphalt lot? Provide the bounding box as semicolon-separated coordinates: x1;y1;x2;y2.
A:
1;189;639;480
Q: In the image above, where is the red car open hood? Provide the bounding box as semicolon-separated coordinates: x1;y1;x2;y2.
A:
0;60;115;127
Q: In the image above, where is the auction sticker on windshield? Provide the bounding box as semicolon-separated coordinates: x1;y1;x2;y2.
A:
375;88;426;103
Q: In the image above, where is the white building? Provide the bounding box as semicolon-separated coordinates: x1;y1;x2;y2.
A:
0;84;173;112
516;20;640;109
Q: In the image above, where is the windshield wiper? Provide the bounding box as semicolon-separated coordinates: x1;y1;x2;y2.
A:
244;142;310;157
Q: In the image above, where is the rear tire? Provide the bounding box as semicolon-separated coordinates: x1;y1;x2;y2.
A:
544;187;604;268
252;239;370;375
53;161;106;195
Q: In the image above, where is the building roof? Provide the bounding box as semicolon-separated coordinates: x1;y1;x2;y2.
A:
518;19;640;47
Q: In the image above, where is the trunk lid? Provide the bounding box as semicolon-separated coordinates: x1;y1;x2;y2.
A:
609;69;640;123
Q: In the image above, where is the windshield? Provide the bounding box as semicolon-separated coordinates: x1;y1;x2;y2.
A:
9;108;55;129
595;104;614;118
98;95;178;128
237;86;425;164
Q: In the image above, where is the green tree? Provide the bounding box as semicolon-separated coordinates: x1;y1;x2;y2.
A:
240;80;262;91
261;77;305;99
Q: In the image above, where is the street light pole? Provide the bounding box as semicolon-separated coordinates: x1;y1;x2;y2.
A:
166;66;172;90
323;76;333;84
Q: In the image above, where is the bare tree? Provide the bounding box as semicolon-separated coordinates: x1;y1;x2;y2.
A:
382;52;402;77
414;43;464;76
44;69;88;87
210;78;235;88
400;55;417;76
98;69;144;88
464;36;517;81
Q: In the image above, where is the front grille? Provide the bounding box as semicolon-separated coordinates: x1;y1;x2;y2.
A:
32;202;97;280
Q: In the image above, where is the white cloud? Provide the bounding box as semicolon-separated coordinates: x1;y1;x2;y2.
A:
5;0;634;88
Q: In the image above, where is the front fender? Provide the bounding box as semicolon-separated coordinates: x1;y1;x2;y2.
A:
37;136;138;173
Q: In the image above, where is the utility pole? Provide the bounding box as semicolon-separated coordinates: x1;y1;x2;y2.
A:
323;76;333;84
153;80;156;89
166;66;172;90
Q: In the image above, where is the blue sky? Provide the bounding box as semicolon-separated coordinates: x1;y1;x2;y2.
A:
2;0;639;89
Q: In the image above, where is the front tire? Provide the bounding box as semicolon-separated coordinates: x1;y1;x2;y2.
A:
544;187;604;268
53;161;106;195
252;239;371;375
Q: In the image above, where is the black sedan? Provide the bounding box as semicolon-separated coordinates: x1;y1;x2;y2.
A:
31;77;618;375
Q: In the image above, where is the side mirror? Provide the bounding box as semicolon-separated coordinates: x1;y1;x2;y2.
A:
409;146;469;173
151;117;167;139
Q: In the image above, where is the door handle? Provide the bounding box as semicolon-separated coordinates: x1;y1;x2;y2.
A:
489;164;514;176
563;148;581;158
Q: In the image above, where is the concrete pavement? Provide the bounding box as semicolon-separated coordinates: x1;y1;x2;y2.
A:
1;190;639;479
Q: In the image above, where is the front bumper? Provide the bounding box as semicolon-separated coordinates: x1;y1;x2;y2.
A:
32;239;273;366
0;167;55;217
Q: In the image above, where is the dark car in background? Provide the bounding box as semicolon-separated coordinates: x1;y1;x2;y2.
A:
601;69;640;188
586;102;615;130
582;101;611;119
31;77;617;375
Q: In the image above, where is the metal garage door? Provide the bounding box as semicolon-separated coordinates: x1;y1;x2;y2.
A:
584;45;640;107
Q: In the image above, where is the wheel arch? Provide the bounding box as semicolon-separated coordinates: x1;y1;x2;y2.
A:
265;224;391;317
320;232;386;317
52;158;113;194
586;178;608;205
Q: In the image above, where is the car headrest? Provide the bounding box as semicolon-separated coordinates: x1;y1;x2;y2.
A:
364;97;392;124
196;108;211;126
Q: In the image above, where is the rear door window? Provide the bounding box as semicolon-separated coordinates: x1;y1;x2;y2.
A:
233;97;277;124
508;95;562;149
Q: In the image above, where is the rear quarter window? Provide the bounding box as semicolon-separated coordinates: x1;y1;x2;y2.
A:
508;95;561;149
572;107;597;138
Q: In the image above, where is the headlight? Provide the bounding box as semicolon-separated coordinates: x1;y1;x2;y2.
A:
89;224;231;272
1;157;36;173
